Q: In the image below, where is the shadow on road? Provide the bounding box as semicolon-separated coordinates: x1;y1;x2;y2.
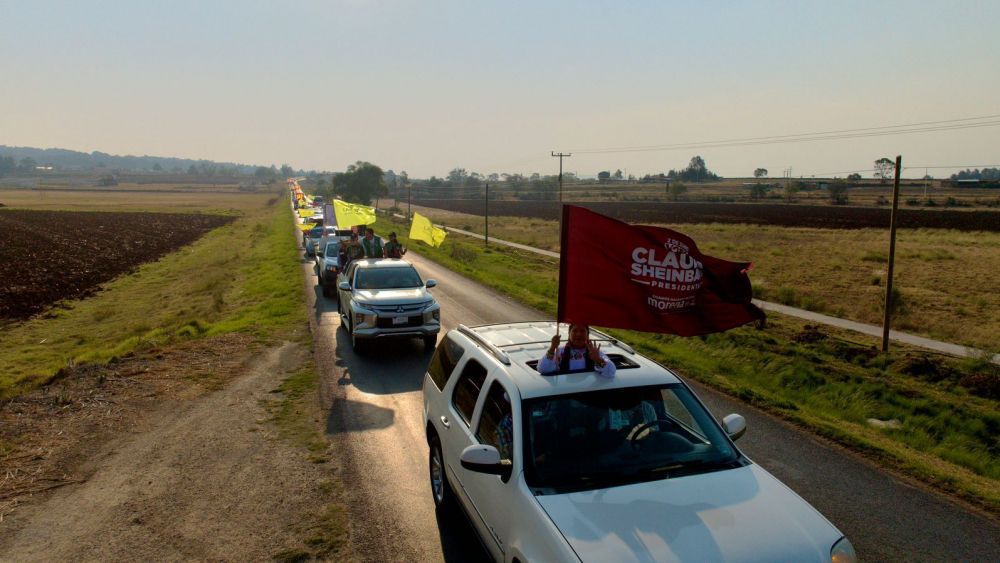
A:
325;397;394;434
331;322;435;395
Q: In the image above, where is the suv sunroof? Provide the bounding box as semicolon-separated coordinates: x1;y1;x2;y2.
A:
525;354;640;375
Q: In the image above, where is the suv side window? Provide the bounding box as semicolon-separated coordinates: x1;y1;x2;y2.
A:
345;263;358;284
427;335;466;391
476;381;514;461
451;360;488;426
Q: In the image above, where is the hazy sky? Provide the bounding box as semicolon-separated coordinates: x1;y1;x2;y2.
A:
2;0;998;179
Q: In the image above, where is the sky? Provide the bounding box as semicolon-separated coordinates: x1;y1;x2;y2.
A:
2;0;999;179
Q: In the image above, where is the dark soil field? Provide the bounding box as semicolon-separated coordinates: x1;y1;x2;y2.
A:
411;199;1000;231
0;209;235;321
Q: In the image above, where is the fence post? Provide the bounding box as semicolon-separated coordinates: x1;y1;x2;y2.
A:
485;183;489;246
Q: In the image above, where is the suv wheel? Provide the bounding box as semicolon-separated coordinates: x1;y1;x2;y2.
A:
429;435;452;509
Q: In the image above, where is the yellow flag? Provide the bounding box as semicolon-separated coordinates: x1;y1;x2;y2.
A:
333;199;376;228
409;212;447;247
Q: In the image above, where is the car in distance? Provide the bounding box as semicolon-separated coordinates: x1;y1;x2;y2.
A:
336;259;440;353
314;238;349;297
423;321;857;563
303;224;325;256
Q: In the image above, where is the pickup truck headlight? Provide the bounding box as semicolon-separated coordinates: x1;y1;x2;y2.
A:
831;538;857;563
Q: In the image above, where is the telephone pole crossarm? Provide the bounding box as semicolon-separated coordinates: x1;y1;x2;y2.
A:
551;151;572;202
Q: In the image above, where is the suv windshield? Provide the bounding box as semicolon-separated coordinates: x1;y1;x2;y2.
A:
355;267;423;289
523;384;741;493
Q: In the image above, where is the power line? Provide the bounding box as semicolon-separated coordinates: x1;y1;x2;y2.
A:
565;114;1000;155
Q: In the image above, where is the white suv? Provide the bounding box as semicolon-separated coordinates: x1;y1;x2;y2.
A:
423;321;856;563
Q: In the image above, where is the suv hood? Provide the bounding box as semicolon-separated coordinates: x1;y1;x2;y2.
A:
535;464;841;563
354;288;430;305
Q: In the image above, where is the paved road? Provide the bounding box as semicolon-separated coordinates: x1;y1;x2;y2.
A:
300;249;1000;562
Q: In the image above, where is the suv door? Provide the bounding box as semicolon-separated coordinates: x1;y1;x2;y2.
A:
441;358;491;540
464;378;517;561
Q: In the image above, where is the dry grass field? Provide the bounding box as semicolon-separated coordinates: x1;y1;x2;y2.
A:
402;203;1000;351
424;180;1000;208
0;186;264;213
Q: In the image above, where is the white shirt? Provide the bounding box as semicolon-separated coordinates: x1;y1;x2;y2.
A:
538;345;616;378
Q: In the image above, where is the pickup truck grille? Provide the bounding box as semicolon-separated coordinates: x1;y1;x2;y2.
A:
370;303;428;314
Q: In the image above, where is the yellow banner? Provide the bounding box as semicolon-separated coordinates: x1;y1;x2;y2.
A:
409;212;447;247
334;199;376;228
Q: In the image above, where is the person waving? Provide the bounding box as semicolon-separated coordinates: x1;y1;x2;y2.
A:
538;323;616;378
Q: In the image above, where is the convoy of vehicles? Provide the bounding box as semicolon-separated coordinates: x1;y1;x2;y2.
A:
422;322;856;563
295;195;855;562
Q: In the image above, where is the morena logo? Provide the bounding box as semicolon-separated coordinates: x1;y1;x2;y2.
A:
629;239;704;312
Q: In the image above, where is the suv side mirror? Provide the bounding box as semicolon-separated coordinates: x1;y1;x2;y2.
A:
460;445;512;480
338;281;351;291
425;279;437;288
722;413;747;441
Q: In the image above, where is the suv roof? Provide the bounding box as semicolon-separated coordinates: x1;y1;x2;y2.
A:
455;321;681;399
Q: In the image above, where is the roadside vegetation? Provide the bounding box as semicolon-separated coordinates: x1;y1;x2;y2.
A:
0;192;303;397
396;206;1000;351
374;213;1000;514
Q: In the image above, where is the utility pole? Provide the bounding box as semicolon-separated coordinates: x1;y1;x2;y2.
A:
551;151;571;202
407;184;411;220
484;183;489;247
882;155;903;354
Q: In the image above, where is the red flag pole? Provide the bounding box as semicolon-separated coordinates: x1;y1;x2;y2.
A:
556;204;572;322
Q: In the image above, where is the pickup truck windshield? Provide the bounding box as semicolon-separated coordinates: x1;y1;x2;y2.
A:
355;267;423;289
523;384;741;493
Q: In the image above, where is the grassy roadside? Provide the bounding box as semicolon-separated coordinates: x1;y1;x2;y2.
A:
0;195;304;397
375;213;1000;514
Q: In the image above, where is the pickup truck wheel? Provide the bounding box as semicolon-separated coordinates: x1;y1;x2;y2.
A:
351;328;366;354
429;435;452;509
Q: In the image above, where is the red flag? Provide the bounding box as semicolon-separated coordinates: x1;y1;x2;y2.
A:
557;205;764;336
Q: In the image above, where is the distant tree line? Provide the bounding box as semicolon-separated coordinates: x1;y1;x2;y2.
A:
951;168;1000;181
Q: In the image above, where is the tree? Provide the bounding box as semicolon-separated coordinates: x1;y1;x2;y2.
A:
254;166;277;184
613;169;623;180
18;157;38;172
152;162;163;171
280;164;294;178
670;156;720;182
668;182;687;201
828;179;849;204
874;158;895;184
97;174;118;186
748;183;771;200
847;173;862;181
754;168;768;178
333;161;386;205
0;155;15;177
447;168;468;185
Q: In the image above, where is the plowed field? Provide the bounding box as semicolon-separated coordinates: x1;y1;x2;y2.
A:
411;199;1000;231
0;209;235;320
